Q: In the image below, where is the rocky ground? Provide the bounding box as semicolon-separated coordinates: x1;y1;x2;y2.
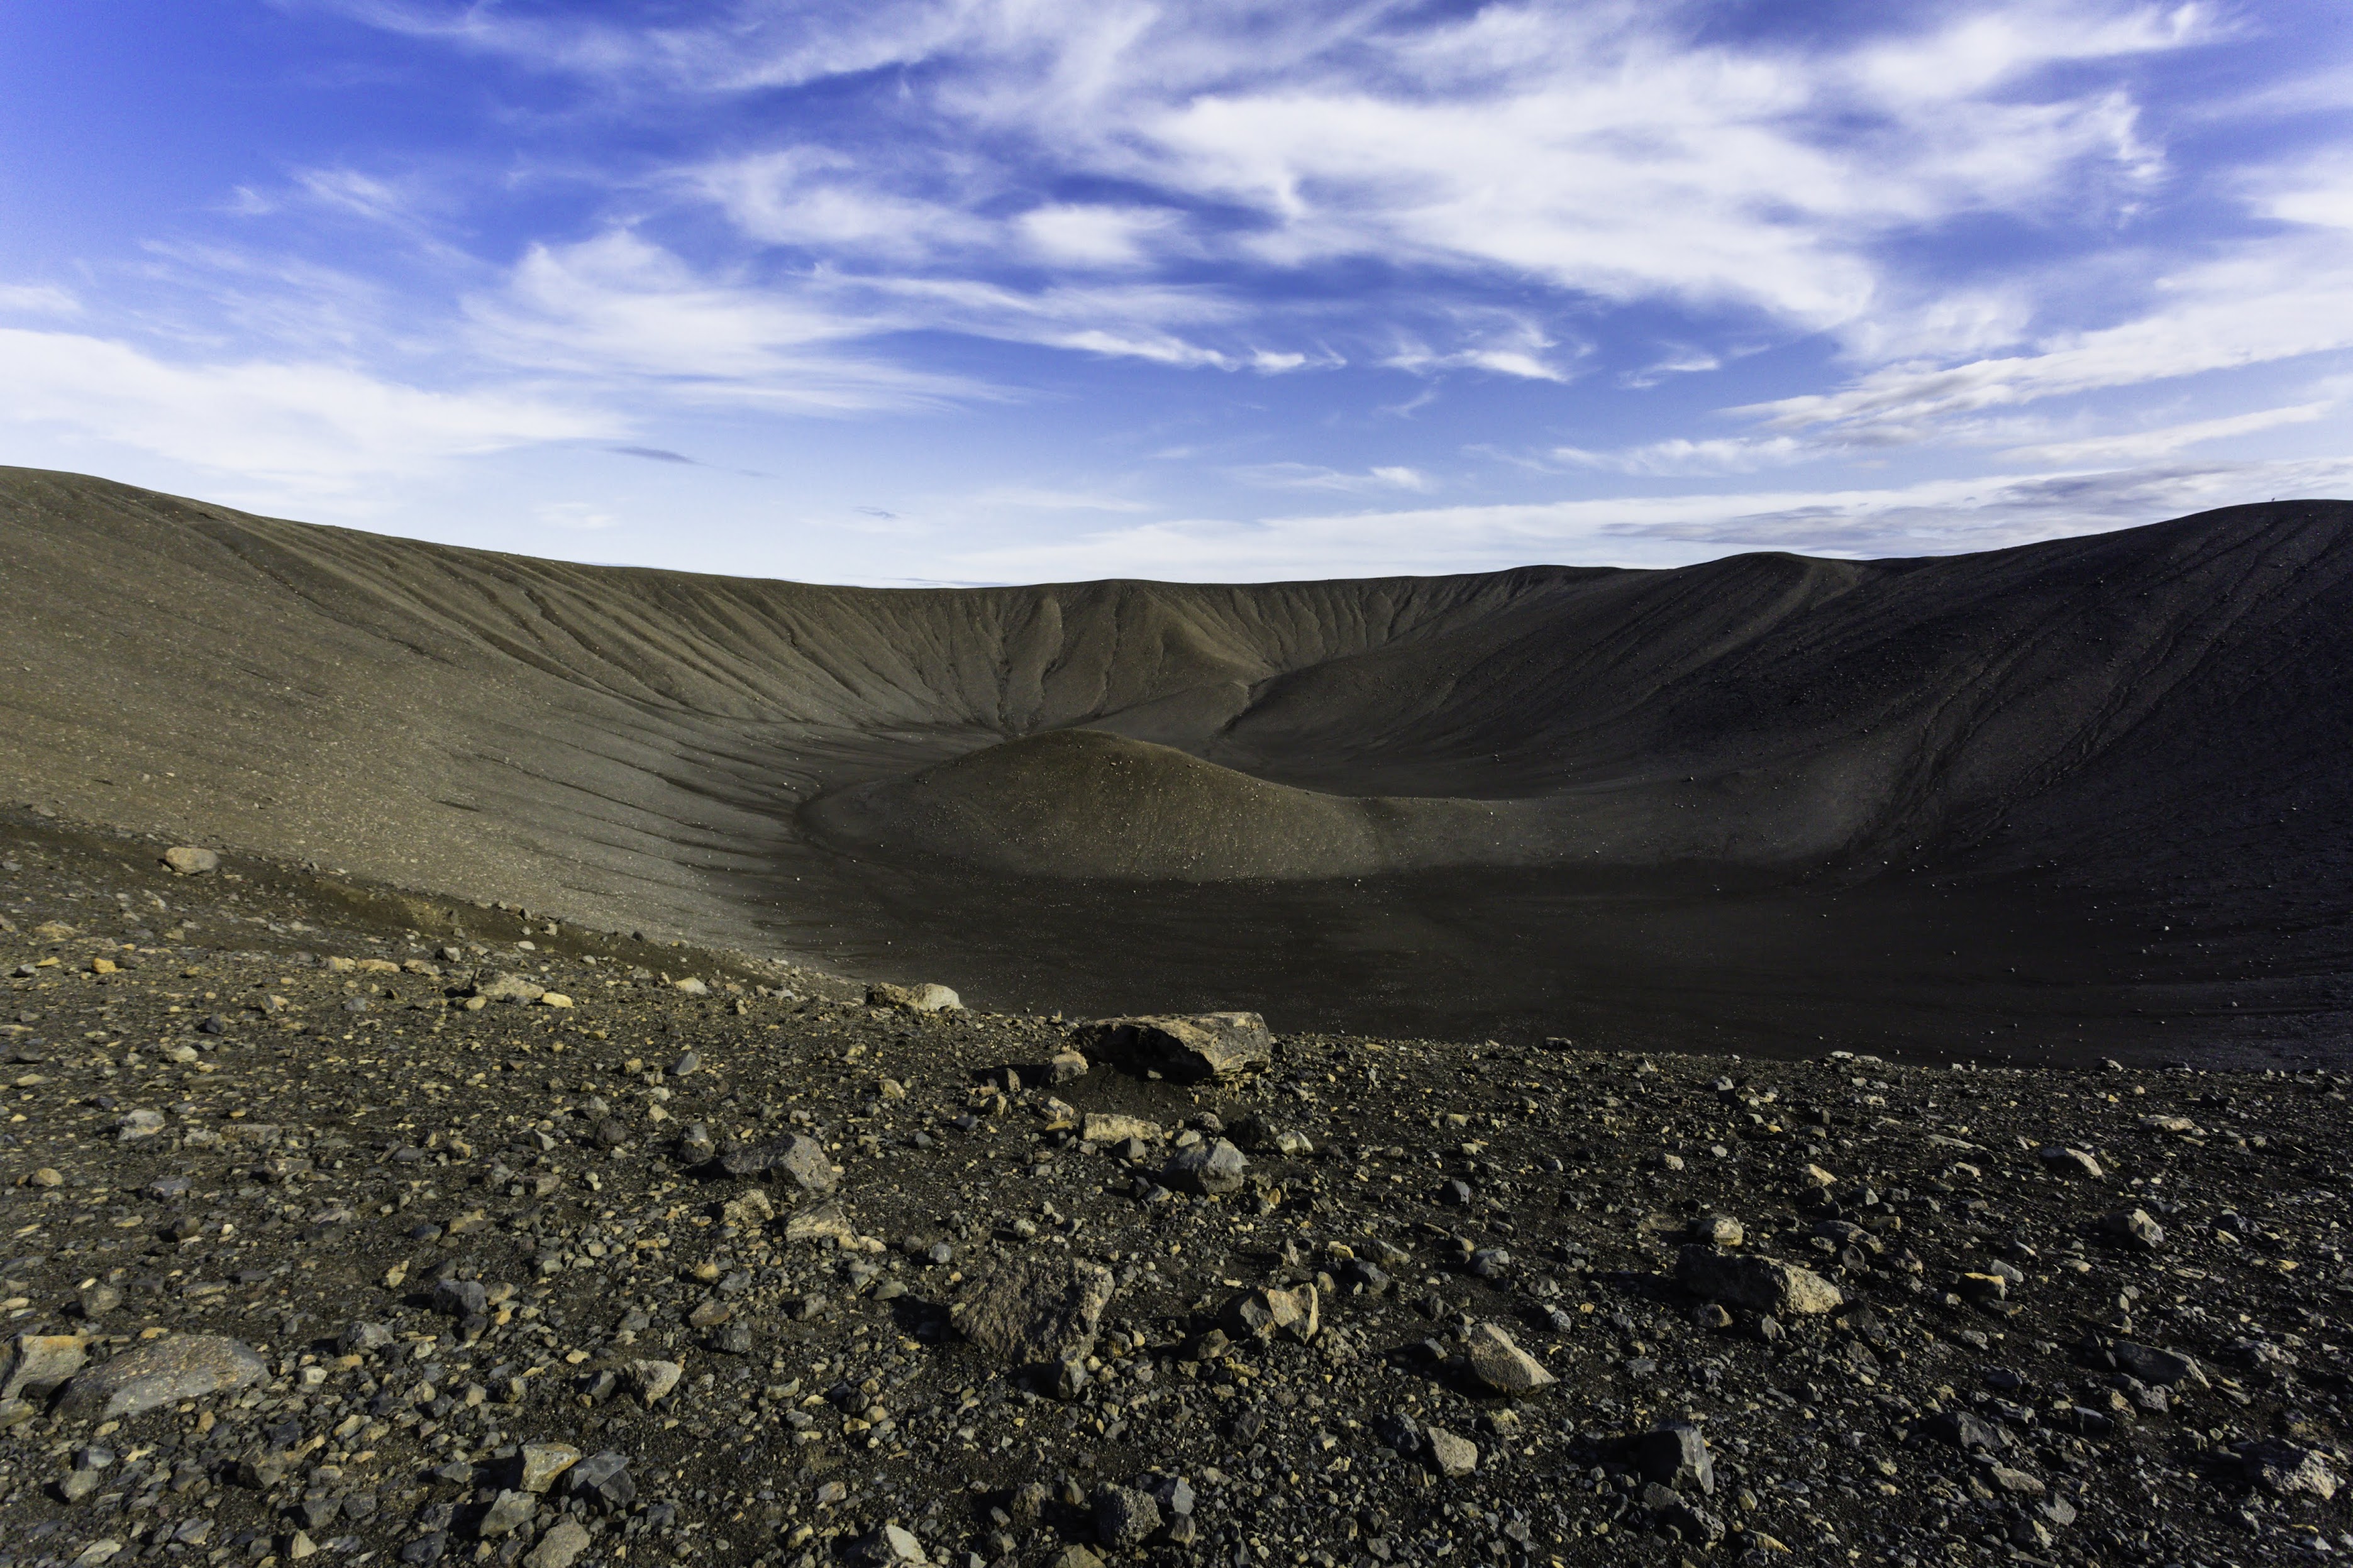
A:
0;807;2347;1568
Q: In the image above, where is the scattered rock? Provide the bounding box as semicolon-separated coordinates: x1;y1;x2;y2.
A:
477;1491;537;1538
1632;1422;1715;1493
1163;1137;1248;1195
957;1255;1116;1367
1923;1410;2007;1453
1;1333;87;1401
1675;1245;1843;1315
518;1443;581;1493
1082;1112;1161;1145
1070;1012;1275;1083
1689;1215;1744;1247
1425;1425;1479;1477
868;982;961;1013
719;1188;775;1228
1093;1484;1163;1549
160;847;218;875
717;1132;838;1191
857;1523;929;1565
625;1359;683;1403
2240;1439;2339;1501
2108;1339;2208;1389
1048;1051;1090;1084
1224;1286;1319;1344
116;1108;164;1141
1461;1322;1555;1394
2100;1207;2165;1251
523;1518;592;1568
783;1200;859;1246
2039;1146;2104;1179
470;974;545;1005
56;1335;267;1420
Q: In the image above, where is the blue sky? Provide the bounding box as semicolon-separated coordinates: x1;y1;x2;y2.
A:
1;1;2349;583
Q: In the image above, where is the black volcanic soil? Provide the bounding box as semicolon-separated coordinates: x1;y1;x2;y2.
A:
4;468;2352;1066
1;815;2349;1568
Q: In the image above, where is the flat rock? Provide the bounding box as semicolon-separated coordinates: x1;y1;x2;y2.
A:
57;1335;267;1420
1070;1012;1273;1083
957;1256;1115;1367
1675;1245;1843;1315
2039;1145;2104;1179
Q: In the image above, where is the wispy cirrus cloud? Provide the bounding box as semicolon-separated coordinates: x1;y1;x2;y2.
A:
950;455;2353;583
5;1;2347;577
0;324;614;490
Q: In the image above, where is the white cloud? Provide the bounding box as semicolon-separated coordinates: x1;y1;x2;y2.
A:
690;150;997;262
1996;400;2334;463
0;283;78;316
466;231;977;409
1620;346;1720;389
0;325;614;490
1554;436;1818;477
346;1;2219;368
1229;462;1433;493
962;486;1152;512
536;501;621;530
1741;240;2353;443
950;456;2353;582
1018;204;1183;268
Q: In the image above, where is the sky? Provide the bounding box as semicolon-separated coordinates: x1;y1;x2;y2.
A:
1;1;2349;585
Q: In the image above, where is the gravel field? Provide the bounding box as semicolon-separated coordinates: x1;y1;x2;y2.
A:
1;812;2347;1568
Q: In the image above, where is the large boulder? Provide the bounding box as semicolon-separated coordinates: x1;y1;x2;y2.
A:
1675;1245;1842;1315
1070;1013;1273;1083
57;1335;267;1420
957;1256;1115;1367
